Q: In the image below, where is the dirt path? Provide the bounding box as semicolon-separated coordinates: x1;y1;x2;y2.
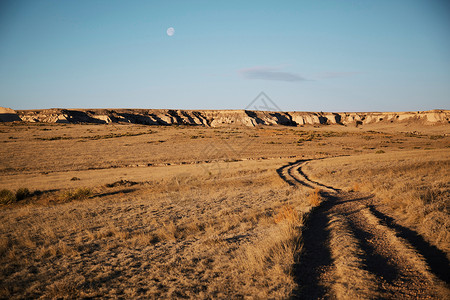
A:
278;160;450;299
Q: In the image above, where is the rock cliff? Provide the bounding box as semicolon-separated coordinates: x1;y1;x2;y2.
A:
0;107;21;122
5;108;449;126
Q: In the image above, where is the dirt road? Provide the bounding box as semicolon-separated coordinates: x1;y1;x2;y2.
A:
278;160;450;299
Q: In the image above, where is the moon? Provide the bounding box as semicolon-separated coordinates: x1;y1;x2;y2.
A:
166;27;175;37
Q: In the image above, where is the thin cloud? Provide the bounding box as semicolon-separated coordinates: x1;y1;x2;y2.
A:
317;72;361;79
239;66;306;82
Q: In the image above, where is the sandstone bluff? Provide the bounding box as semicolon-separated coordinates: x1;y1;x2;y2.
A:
1;108;449;126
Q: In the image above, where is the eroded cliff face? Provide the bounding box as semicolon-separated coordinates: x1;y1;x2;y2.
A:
8;108;450;126
0;107;21;122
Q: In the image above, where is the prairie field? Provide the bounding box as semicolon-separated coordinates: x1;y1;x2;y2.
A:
0;122;449;299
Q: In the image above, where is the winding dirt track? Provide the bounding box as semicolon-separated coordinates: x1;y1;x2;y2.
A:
277;160;450;300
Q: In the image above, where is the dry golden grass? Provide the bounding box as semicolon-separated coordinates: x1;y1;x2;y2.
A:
306;149;450;255
351;182;360;192
0;159;311;298
1;122;448;178
0;122;448;298
237;219;302;298
308;187;322;207
273;204;300;224
59;187;92;202
0;188;32;204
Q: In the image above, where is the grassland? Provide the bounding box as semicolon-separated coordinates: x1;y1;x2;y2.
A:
306;150;450;256
0;121;448;299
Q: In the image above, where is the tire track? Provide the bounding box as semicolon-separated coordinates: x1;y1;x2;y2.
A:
276;160;338;193
278;159;449;299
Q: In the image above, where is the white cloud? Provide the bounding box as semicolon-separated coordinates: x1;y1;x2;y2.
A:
239;66;306;82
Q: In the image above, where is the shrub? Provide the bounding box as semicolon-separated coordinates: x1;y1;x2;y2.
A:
308;188;322;207
60;188;92;202
375;150;385;154
273;205;299;224
15;188;31;201
297;132;316;143
0;189;16;204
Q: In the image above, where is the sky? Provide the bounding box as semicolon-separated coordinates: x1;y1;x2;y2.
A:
0;0;449;112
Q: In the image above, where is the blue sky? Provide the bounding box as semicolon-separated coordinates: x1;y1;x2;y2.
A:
0;0;449;111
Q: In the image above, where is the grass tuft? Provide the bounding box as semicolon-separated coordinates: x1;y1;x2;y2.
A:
0;188;33;204
297;131;316;143
273;205;299;224
0;189;16;204
59;188;92;202
308;188;322;207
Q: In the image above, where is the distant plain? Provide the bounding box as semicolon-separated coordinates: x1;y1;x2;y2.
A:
0;121;448;298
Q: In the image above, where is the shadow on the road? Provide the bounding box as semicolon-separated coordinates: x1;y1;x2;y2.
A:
296;166;340;193
288;165;314;188
276;160;311;187
349;222;400;283
291;196;336;299
368;205;450;284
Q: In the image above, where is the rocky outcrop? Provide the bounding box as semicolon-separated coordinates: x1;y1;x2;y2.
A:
0;107;21;122
13;108;450;127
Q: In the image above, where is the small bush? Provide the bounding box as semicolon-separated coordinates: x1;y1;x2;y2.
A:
308;188;322;207
375;150;385;154
352;183;360;192
15;188;31;200
0;189;16;204
106;180;138;187
297;132;316;143
273;205;299;224
60;188;92;202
